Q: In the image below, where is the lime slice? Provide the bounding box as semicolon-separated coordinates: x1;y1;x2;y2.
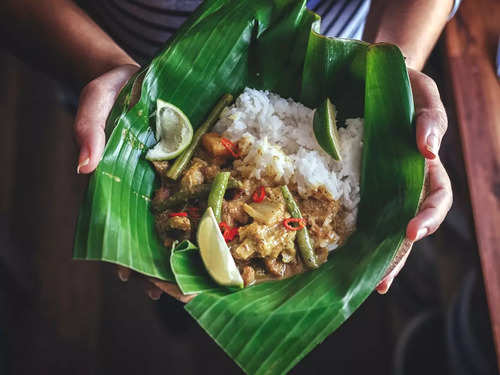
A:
313;97;342;161
197;207;244;288
146;99;193;161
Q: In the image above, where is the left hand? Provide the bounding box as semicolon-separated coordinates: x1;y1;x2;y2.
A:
376;68;453;294
117;266;195;303
73;64;195;303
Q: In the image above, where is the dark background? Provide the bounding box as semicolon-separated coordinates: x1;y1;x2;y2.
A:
0;16;498;375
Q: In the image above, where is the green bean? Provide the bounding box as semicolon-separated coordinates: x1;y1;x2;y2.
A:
152;177;240;212
166;93;233;180
208;172;230;222
281;185;319;269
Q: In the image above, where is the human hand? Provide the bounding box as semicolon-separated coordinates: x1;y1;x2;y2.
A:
117;266;194;303
74;64;193;302
376;68;453;294
75;64;139;173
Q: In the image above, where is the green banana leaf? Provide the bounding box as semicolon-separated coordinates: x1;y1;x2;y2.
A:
73;0;424;373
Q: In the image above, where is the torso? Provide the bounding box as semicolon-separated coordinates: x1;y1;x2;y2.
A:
79;0;370;64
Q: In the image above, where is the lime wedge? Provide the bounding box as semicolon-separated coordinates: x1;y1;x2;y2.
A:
313;97;342;161
146;99;193;161
197;207;243;288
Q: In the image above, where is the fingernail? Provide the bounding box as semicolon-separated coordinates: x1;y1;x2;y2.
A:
426;134;439;157
118;270;129;282
148;290;162;301
77;158;90;174
377;278;393;295
415;227;428;242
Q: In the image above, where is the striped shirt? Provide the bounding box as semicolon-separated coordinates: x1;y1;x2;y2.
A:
80;0;461;65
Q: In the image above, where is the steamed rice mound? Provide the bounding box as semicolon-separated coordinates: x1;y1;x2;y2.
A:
214;87;364;234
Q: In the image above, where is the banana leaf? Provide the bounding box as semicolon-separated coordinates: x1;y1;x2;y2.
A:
73;0;424;373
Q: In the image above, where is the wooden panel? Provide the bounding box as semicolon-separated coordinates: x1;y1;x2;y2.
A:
444;0;500;367
0;52;20;214
1;53;105;375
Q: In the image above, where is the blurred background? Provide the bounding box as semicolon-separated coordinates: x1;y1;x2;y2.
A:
0;0;499;374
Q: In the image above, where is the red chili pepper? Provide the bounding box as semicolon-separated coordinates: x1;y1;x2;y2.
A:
219;222;239;242
219;222;230;232
224;228;239;242
283;218;305;231
221;137;240;158
168;212;188;217
252;186;266;203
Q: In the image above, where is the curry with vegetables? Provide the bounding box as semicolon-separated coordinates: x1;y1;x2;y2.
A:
151;137;351;287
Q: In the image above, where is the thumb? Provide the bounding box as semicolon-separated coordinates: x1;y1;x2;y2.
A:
75;64;139;174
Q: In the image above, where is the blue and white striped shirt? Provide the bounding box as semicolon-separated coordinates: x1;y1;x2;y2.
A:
81;0;461;65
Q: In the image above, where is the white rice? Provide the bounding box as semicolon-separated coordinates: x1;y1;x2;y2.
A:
213;87;363;233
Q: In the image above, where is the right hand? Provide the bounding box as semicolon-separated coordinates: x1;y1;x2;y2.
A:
74;64;193;303
376;69;452;294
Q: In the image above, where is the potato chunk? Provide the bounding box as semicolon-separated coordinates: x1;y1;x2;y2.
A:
242;201;284;225
167;216;191;231
201;133;232;158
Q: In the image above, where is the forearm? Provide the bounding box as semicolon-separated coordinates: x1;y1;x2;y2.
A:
1;0;138;89
363;0;454;70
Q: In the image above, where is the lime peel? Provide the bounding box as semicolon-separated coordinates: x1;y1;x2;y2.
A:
313;97;342;161
197;207;244;288
146;99;193;161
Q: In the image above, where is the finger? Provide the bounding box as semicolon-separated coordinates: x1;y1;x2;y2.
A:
149;278;196;303
74;79;113;174
409;69;448;159
145;283;163;301
406;158;452;241
117;265;132;282
376;245;412;294
75;64;139;174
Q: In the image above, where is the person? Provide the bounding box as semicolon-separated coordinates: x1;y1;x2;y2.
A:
0;0;454;300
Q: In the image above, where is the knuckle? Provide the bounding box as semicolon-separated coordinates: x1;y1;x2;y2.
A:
436;186;453;212
418;107;448;134
74;118;90;138
426;75;439;93
427;216;443;235
419;72;439;93
436;109;448;133
82;77;105;96
73;123;85;142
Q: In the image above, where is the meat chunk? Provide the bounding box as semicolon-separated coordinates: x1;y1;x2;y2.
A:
242;266;255;286
180;158;207;191
264;258;286;277
222;198;250;227
281;250;296;264
298;193;346;245
151;160;172;189
155;211;171;240
235;221;296;259
151;160;170;178
151;186;169;213
202;163;220;181
167;216;191;231
201;132;232;158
